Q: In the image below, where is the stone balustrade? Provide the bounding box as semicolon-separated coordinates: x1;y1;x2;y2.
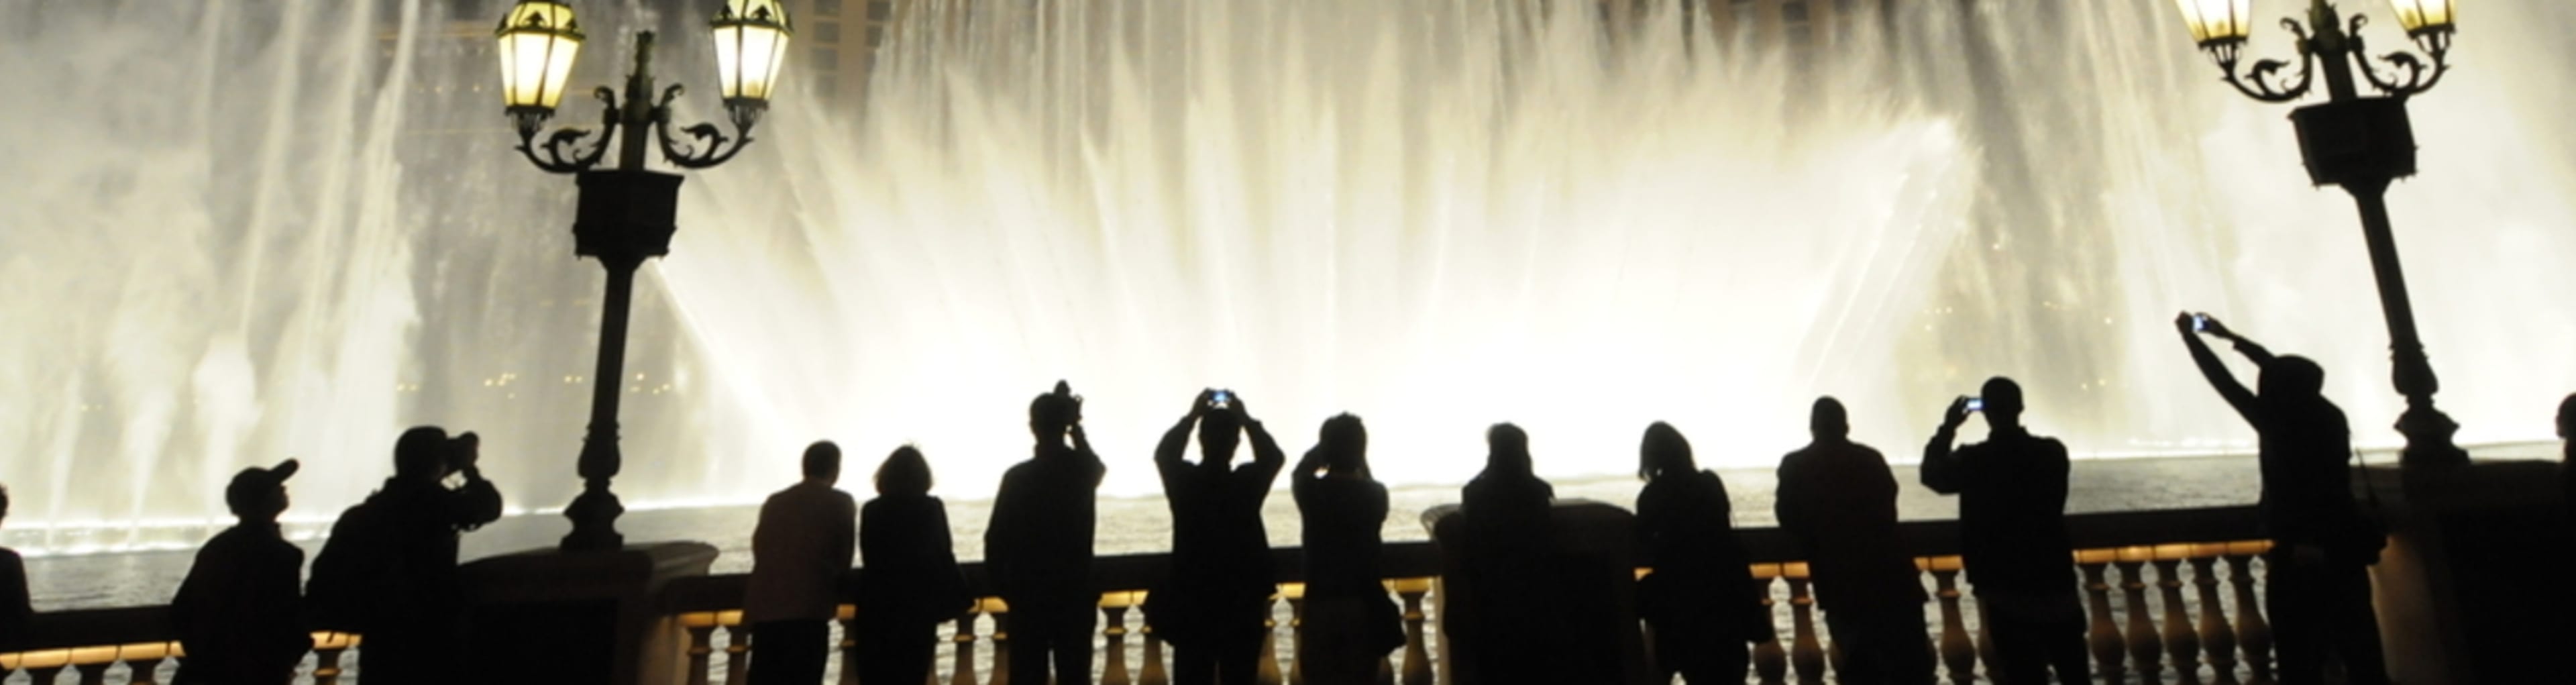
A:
1;505;2287;684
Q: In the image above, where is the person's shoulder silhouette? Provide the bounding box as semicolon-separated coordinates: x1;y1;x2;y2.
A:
0;484;28;650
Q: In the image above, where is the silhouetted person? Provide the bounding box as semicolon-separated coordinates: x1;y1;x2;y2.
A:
172;460;308;685
2560;394;2575;529
1776;398;1932;685
856;445;970;685
309;427;502;685
1459;423;1557;685
987;380;1107;685
1147;389;1285;685
0;484;27;650
1291;414;1404;683
1922;379;2088;684
1634;422;1770;684
744;441;857;685
2178;313;2390;685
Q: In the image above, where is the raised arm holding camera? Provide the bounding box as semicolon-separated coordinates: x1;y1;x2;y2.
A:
2175;313;2390;685
1146;388;1285;685
307;427;504;685
1921;378;2088;684
985;380;1108;685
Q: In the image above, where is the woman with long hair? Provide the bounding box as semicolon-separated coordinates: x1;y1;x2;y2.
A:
855;445;971;684
1635;422;1770;683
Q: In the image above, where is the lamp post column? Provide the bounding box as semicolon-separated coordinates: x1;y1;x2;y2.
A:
2292;1;2467;466
562;33;687;551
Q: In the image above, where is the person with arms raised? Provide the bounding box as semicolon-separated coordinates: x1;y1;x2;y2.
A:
1291;414;1405;682
1146;389;1286;685
986;380;1108;684
1922;379;2089;684
2176;313;2389;685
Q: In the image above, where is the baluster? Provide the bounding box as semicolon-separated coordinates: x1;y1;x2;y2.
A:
1141;623;1171;685
1393;579;1432;685
311;633;355;685
969;601;997;685
2226;546;2274;685
682;619;716;685
1929;559;1975;685
2192;548;2241;685
128;655;171;685
2077;550;2123;684
1972;595;1998;684
840;605;863;685
1784;564;1825;685
1752;568;1787;685
1256;592;1285;685
75;661;111;685
28;666;67;684
2118;548;2163;683
1285;586;1306;685
724;623;753;685
2155;547;2203;685
1104;592;1136;685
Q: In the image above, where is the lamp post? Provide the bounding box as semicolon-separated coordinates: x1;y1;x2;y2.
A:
2170;0;2467;466
494;0;794;551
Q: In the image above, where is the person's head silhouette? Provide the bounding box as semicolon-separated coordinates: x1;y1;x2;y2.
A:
0;482;10;528
1029;386;1080;445
1980;377;2026;429
225;460;299;523
2557;393;2575;441
393;426;449;482
1639;421;1693;480
2257;356;2327;402
1318;413;1368;477
1487;423;1532;476
804;441;843;485
875;445;930;496
1810;397;1851;443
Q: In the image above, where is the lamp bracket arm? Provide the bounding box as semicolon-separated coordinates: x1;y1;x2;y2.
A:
2349;15;2452;97
513;87;619;174
2212;19;2316;103
653;84;757;169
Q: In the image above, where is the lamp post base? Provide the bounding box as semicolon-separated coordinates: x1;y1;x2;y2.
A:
2396;403;2469;468
563;481;629;552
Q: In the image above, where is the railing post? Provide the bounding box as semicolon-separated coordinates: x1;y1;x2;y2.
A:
1285;590;1307;685
1929;559;1976;684
1140;623;1171;685
961;602;991;685
311;633;356;685
2191;547;2241;685
683;621;716;685
75;660;111;685
2155;547;2204;685
1104;592;1136;685
722;623;752;685
1784;564;1825;685
2226;545;2275;685
129;655;170;685
2078;549;2124;684
1751;568;1787;685
1392;579;1432;685
839;605;863;685
2119;547;2164;683
1257;592;1285;685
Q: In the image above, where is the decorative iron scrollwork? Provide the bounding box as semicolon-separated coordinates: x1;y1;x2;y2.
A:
2348;15;2451;97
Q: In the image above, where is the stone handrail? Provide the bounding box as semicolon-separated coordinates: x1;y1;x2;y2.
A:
0;505;2274;684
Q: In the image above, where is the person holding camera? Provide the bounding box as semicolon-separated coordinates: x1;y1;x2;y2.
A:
308;427;504;685
1290;414;1404;683
1146;389;1285;685
985;380;1108;684
2176;313;2389;685
1921;378;2088;684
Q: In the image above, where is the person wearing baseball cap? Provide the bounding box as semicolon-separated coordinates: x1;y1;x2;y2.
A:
171;459;308;685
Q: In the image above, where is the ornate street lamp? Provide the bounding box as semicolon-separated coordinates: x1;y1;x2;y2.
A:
495;0;793;551
2170;0;2465;466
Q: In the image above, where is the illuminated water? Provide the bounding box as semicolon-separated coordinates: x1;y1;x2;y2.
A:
3;0;2573;551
